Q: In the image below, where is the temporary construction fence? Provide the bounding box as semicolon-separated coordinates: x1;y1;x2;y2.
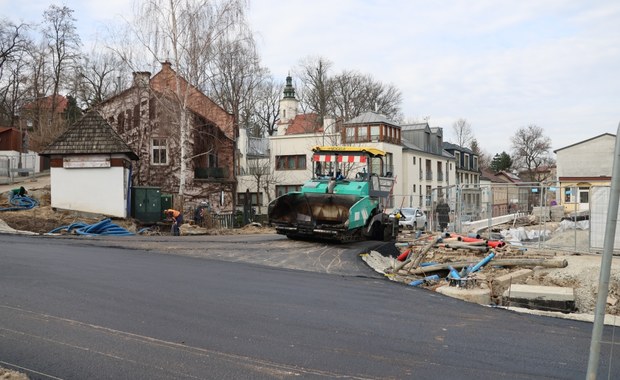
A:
0;154;38;184
391;182;617;254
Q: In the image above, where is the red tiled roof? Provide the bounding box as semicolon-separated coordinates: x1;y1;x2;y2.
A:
285;113;322;135
22;94;68;112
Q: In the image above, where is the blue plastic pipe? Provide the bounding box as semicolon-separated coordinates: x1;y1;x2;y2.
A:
470;252;496;273
448;266;461;279
409;274;440;286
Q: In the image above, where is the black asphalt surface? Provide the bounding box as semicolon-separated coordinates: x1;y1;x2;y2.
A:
0;233;618;379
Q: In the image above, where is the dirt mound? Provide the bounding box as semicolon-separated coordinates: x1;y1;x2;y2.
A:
0;205;136;235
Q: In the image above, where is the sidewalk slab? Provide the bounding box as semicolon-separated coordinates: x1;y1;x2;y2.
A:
503;284;576;313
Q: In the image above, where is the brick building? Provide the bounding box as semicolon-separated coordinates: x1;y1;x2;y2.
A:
97;62;236;214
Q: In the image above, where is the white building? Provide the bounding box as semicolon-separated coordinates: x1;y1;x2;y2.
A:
554;133;615;213
236;75;472;219
41;111;138;218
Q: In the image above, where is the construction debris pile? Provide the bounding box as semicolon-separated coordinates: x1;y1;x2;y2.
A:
362;229;591;315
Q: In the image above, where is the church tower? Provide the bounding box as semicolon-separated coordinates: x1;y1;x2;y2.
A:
279;74;298;124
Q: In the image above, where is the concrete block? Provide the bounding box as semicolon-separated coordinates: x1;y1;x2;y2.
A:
436;285;491;305
503;284;575;313
491;269;534;297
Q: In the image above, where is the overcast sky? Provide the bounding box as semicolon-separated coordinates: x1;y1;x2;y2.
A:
2;0;619;156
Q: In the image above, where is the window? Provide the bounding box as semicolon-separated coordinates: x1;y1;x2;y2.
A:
276;184;302;197
345;127;355;143
579;187;589;204
276;155;306;170
358;126;368;142
238;192;263;206
370;126;380;141
151;138;168;165
413;157;417;165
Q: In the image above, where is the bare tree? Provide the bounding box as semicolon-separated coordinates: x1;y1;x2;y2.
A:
244;156;283;214
76;49;129;108
42;5;81;116
452;118;473;148
511;124;554;182
330;70;402;122
206;30;267;136
0;19;30;126
250;76;281;136
470;138;491;170
0;19;29;77
296;56;333;127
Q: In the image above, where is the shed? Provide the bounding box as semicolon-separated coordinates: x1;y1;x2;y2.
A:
40;111;139;218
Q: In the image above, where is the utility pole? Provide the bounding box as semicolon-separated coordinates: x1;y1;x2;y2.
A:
586;122;620;379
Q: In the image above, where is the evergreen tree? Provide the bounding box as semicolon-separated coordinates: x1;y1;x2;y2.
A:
490;151;513;172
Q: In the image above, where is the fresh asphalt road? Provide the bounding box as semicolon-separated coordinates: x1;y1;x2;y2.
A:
0;233;619;379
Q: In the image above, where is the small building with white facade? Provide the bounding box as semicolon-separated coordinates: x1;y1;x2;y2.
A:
40;111;138;218
554;133;615;213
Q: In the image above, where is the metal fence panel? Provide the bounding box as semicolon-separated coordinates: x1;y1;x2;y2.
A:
391;181;598;253
590;186;620;252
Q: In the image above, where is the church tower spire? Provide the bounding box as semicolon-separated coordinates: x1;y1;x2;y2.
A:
279;73;298;125
283;74;296;99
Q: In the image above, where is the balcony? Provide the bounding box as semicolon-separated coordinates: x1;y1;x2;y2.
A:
195;167;228;179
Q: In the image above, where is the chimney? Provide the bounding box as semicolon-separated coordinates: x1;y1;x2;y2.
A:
132;71;151;88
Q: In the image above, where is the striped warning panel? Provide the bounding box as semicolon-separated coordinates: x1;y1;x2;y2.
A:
313;155;367;163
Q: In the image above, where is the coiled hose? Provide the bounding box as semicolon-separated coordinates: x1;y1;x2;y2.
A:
48;218;135;236
0;195;39;211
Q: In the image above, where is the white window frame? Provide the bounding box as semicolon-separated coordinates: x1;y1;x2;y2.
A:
151;138;169;165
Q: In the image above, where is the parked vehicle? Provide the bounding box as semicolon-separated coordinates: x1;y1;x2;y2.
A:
391;207;427;230
268;146;398;242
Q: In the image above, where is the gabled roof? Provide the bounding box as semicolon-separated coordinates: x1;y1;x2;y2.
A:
40;111;138;160
480;168;521;184
150;62;235;140
344;111;399;126
496;170;522;183
553;133;616;153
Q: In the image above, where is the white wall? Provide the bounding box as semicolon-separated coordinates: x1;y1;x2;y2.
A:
556;135;615;178
50;166;128;217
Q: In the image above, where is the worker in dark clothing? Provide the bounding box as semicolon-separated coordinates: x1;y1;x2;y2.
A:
436;199;450;232
164;208;183;236
11;186;27;198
